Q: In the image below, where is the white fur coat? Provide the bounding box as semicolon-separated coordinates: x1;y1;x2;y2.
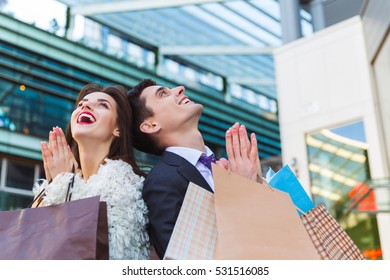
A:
33;159;150;260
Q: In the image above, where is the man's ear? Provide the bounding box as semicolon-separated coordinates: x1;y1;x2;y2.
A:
140;120;161;135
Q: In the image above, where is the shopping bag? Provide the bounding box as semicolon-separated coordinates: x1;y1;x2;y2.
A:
164;182;217;260
300;204;365;260
0;195;109;260
267;165;314;215
265;166;365;260
213;164;320;260
165;165;321;260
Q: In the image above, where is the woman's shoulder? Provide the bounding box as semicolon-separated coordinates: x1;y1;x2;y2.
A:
92;159;145;205
100;158;144;182
103;158;128;167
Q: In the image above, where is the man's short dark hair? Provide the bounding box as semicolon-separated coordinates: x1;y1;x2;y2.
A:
128;79;165;155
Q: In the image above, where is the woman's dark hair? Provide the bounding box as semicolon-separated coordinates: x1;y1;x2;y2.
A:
127;78;165;155
65;83;145;177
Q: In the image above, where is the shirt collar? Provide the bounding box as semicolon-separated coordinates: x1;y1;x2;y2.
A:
166;146;214;166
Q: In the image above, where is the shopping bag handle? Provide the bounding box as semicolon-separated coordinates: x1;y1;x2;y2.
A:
28;188;45;208
29;164;76;208
65;164;76;202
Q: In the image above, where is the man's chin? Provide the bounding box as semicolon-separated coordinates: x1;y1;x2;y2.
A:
194;102;203;110
194;103;203;115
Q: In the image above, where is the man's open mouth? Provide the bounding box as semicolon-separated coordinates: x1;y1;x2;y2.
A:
178;96;191;105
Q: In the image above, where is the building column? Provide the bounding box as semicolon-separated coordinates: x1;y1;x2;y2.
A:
65;7;75;40
310;0;326;32
279;0;302;43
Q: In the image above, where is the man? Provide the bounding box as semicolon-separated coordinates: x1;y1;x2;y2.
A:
128;78;261;259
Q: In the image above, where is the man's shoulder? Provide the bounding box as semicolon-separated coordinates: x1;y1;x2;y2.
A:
143;159;187;195
151;151;191;168
144;152;189;185
147;161;176;177
146;153;182;178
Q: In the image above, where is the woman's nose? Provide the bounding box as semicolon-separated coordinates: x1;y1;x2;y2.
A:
81;102;92;110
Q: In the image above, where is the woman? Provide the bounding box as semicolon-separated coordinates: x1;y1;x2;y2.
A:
33;84;149;260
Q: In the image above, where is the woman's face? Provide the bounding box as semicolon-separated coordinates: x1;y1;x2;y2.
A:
71;91;119;144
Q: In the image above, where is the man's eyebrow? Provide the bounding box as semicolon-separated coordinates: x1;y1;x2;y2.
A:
155;86;166;96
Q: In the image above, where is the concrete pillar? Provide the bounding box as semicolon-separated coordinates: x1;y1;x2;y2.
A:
279;0;302;43
310;0;326;31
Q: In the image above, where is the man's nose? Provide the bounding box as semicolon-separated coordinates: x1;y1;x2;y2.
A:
173;86;185;96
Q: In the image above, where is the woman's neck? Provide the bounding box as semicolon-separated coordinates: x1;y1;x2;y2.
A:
77;141;111;181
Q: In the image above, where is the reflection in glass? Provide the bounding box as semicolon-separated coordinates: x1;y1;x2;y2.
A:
306;120;382;259
6;160;35;191
0;191;32;211
0;40;116;139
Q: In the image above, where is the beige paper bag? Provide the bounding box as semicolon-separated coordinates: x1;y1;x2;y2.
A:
213;164;320;260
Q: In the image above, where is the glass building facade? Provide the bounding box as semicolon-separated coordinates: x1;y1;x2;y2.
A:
2;0;388;260
0;11;281;210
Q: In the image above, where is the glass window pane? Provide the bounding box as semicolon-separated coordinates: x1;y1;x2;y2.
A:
0;191;32;211
306;120;382;259
84;19;103;50
0;158;2;183
107;33;123;57
0;77;73;137
6;159;35;191
307;121;370;210
127;42;145;66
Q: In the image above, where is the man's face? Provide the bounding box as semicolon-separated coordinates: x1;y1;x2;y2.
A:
139;85;203;135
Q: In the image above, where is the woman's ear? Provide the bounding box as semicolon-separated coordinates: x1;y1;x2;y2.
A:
113;128;120;137
140;120;161;135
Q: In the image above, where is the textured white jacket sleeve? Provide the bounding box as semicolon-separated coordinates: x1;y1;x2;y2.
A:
32;172;74;205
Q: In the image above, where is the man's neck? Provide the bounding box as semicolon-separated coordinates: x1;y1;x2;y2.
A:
164;129;206;152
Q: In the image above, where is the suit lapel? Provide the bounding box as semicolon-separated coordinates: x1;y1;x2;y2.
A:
162;151;213;193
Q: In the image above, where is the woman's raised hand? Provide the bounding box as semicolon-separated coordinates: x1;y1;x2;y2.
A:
41;126;78;181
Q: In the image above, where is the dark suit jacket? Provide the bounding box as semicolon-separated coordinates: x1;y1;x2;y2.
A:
142;151;213;259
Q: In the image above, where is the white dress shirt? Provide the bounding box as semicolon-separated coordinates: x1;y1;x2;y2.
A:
165;146;215;191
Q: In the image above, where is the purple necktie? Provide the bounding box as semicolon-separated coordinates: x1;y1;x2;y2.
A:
198;153;217;171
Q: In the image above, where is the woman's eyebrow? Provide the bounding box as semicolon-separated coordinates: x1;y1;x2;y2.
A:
97;98;111;104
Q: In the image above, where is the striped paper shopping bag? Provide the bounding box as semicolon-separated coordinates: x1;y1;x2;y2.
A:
164;182;217;260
